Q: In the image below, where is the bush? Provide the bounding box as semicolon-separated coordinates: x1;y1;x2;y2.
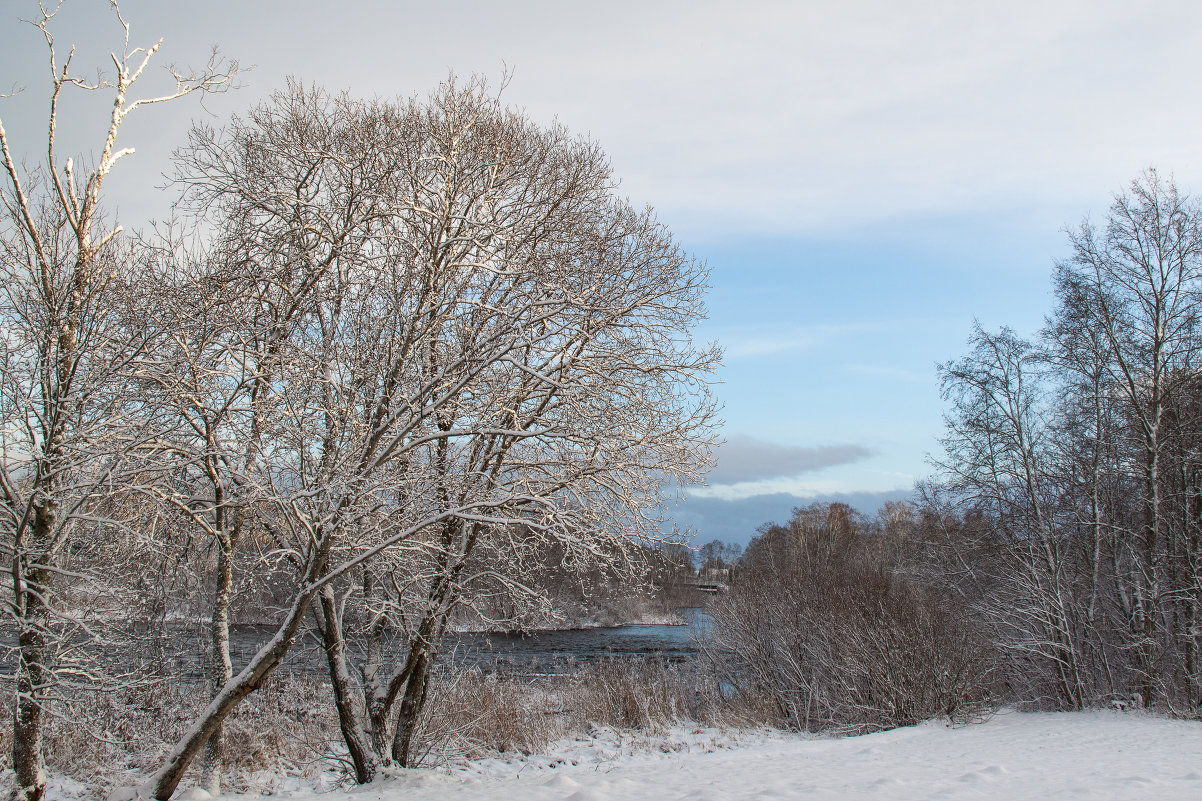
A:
406;658;738;766
705;559;997;734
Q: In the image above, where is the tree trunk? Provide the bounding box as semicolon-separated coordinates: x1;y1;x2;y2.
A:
316;583;378;784
200;539;235;794
12;483;62;801
364;616;404;766
145;566;323;801
391;645;435;768
1140;442;1161;707
12;565;52;801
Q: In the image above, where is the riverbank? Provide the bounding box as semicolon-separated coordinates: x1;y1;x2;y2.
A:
188;710;1202;801
105;603;692;637
22;709;1201;801
446;607;689;634
1;651;724;800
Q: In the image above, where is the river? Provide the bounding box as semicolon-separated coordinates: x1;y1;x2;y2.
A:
0;610;710;682
221;609;710;678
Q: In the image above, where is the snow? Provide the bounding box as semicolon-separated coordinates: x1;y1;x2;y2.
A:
19;710;1202;801
216;710;1202;801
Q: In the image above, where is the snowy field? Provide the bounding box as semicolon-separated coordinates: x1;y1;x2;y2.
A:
221;710;1202;801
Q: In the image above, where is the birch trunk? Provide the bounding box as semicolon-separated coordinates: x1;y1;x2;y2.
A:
200;535;235;794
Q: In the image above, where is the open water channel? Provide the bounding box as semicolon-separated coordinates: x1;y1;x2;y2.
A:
1;611;710;681
220;609;710;679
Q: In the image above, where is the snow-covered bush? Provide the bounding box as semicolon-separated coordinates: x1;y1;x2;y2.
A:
705;504;997;734
405;658;731;767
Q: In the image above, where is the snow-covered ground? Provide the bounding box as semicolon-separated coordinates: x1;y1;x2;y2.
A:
234;710;1201;801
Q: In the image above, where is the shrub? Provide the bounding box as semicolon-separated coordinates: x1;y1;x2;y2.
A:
705;559;997;734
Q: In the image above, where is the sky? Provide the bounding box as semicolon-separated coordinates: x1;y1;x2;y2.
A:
4;0;1202;545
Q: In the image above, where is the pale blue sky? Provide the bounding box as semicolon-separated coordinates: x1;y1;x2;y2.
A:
5;0;1202;543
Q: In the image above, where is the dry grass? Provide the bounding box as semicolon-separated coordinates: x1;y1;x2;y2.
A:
0;674;343;798
2;657;770;796
394;658;758;767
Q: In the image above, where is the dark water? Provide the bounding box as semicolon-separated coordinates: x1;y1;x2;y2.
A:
0;610;710;682
450;616;706;675
235;609;709;678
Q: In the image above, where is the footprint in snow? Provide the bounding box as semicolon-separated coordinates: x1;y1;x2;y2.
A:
566;790;603;801
542;775;581;790
1118;775;1155;786
957;764;1010;783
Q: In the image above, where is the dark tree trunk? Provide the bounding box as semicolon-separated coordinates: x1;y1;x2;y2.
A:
392;645;435;768
12;565;52;801
316;583;378;783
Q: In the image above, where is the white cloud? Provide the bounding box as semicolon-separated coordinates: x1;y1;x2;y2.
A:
9;1;1202;237
707;435;872;485
413;0;1202;237
717;322;872;360
842;364;928;383
689;477;843;502
690;471;915;501
720;335;815;359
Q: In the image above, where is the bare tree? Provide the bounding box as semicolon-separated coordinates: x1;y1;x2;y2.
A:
933;325;1093;707
381;192;719;769
123;77;716;798
0;6;235;800
927;169;1202;713
1059;170;1202;706
144;81;402;792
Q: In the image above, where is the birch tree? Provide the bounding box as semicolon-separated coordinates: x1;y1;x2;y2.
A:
0;5;234;800
929;169;1202;712
1059;170;1202;705
935;325;1090;706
